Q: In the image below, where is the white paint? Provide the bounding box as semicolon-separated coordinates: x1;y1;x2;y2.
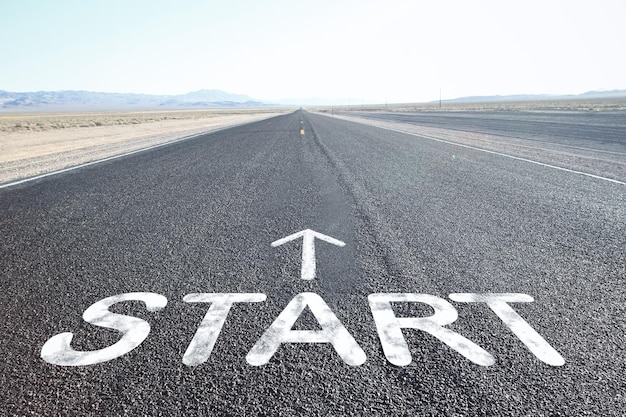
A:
182;293;266;366
40;291;563;368
40;292;167;366
246;292;366;366
271;229;345;280
449;293;565;366
368;293;495;366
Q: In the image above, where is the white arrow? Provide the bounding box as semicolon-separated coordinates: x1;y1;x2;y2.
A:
271;229;345;280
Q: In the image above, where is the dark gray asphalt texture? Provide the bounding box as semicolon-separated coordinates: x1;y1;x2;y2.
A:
1;110;625;416
349;109;626;152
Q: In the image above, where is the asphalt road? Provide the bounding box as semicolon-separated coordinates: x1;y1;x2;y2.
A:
1;110;624;416
347;109;626;152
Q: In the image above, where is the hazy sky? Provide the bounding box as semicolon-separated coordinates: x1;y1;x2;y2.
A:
1;0;625;103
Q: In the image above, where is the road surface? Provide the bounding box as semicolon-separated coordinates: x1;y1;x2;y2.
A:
1;110;624;415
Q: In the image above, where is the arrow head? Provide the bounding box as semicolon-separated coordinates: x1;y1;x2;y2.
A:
271;229;345;248
271;229;345;280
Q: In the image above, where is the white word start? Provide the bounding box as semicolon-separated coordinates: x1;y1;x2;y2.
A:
41;292;564;367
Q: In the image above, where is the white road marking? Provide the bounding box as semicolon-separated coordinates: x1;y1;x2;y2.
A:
271;229;345;280
40;291;564;367
449;293;565;366
40;292;167;366
245;292;366;366
368;293;495;366
182;293;266;366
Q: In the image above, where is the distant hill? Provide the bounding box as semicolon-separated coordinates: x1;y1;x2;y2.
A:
2;88;625;111
577;89;626;98
440;90;626;104
0;89;269;111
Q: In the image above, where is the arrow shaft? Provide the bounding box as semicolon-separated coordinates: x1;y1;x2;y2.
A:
301;234;316;280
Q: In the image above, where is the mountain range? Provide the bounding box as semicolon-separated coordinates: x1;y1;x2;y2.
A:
1;89;625;111
438;89;626;104
0;89;268;111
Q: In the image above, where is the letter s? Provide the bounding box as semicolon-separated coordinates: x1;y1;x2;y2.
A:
41;292;167;366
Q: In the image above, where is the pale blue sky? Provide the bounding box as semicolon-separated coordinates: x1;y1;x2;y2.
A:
1;0;625;103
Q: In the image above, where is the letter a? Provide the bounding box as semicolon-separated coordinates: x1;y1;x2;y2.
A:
246;292;366;366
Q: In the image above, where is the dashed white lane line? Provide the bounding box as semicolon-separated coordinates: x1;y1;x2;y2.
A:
328;114;626;186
